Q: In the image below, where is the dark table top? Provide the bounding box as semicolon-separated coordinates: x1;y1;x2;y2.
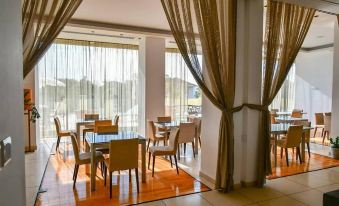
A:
85;131;145;144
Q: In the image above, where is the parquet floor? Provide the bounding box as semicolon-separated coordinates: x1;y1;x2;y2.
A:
35;144;209;206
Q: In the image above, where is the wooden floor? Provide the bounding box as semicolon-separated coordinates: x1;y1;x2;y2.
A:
268;148;339;179
35;145;209;206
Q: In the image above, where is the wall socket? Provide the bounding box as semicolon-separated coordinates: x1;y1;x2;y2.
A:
0;136;12;170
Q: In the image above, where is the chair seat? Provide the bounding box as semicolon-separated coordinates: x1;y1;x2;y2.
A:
154;133;166;140
78;151;104;164
149;146;175;156
276;139;287;148
59;130;75;136
315;125;324;128
84;124;94;129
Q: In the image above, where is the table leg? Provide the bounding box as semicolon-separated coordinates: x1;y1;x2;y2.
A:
90;143;96;191
274;134;277;167
141;142;146;183
301;133;305;162
194;133;199;155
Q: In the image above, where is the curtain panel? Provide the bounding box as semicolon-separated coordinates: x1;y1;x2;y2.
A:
38;39;139;139
161;0;237;192
257;0;315;186
22;0;82;78
165;51;202;121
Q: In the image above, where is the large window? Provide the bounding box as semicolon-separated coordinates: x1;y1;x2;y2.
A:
38;39;139;138
165;50;202;121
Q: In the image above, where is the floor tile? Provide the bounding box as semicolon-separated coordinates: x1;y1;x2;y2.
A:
287;173;333;188
266;178;310;195
289;189;323;206
163;194;212;206
237;187;283;202
258;196;306;206
316;183;339;193
200;190;253;206
138;200;166;206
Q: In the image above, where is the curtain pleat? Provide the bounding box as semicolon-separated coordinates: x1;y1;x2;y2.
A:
161;0;237;192
257;0;315;186
22;0;82;78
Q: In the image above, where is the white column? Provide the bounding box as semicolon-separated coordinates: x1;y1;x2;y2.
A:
138;37;166;136
331;23;339;137
200;0;263;186
0;0;26;205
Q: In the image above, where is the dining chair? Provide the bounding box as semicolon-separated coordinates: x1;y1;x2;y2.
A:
147;121;167;151
291;109;303;118
157;116;171;133
70;133;105;188
178;122;196;160
276;125;303;166
148;127;180;177
324;114;332;144
270;114;277;124
192;118;202;147
54;117;75;152
96;125;118;134
104;138;139;198
314;113;325;138
82;114;100;142
94;120;113;133
294;120;311;158
113;115;119;125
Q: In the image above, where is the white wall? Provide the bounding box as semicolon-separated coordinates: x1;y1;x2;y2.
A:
332;23;339;137
295;50;333;124
0;0;26;205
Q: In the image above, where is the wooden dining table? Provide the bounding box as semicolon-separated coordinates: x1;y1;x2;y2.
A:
85;131;147;191
276;111;307;116
154;121;199;155
271;123;313;167
275;117;308;123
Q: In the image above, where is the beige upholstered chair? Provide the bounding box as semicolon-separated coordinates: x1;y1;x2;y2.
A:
314;113;325;138
294;120;311;158
148;127;180;177
291;109;303;118
178;122;196;160
82;114;100;142
157;116;171;133
324;114;331;144
192;118;202;147
54;117;75;151
96;125;118;134
147;121;167;150
104;138;139;198
70;133;105;188
277;125;303;166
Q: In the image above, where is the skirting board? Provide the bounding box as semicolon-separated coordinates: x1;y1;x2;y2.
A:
199;171;215;187
199;171;256;189
25;145;37;152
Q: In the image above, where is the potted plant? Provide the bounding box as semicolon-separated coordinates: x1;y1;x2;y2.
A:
330;137;339;159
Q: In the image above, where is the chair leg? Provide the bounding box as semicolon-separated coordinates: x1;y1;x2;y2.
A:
323;134;326;144
135;168;139;193
148;152;151;170
280;147;283;158
313;127;318;138
297;147;302;164
129;169;131;183
163;140;166;146
174;155;179;175
285;148;289;166
177;144;181;160
321;128;325;137
73;165;79;188
104;166;107;186
169;155;173;168
147;139;151;151
56;136;61;151
184;143;186;154
152;155;155;177
306;143;311;158
192;141;195;158
72;164;77;180
110;172;113;199
199;136;201;148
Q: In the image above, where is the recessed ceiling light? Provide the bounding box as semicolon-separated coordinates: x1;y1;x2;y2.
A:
317;35;324;38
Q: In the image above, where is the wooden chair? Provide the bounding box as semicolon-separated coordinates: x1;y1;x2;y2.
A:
148;127;180;177
324;114;331;144
94;120;112;133
96;125;118;134
270;114;277;124
54;117;75;151
82;114;100;142
191;117;202;147
178;122;196;160
294;120;311;158
157;116;171;134
104;138;139;198
70;133;105;188
147;121;167;151
314;113;325;138
277;125;303;166
291;109;303;118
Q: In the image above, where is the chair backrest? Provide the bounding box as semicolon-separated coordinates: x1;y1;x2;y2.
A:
315;113;324;125
113;115;119;125
324;115;331;132
178;123;196;144
270;114;277;124
54;117;61;136
291;109;302;118
293;120;311;143
325;112;332;116
84;114;99;121
192;118;202;138
271;109;279;113
157;116;171;123
168;127;180;152
96;125;118;134
108;138;139;171
285;125;303;148
147;120;156;140
70;133;80;163
94;120;112;133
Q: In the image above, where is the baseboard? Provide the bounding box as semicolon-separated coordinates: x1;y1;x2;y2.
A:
25;145;37;152
240;180;257;187
199;171;215;187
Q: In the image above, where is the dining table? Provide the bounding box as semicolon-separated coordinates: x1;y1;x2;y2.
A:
85;131;146;191
154;121;199;155
271;123;313;167
276;111;307;116
76;118;109;146
275;116;308;123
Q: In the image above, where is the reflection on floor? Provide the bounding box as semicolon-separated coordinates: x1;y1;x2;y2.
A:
35;143;209;206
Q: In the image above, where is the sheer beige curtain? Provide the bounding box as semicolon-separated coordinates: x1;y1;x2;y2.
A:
22;0;82;78
257;0;315;186
161;0;237;192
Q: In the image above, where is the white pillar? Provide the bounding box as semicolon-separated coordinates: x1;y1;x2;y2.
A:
200;0;263;187
138;37;166;136
331;22;339;137
0;0;26;205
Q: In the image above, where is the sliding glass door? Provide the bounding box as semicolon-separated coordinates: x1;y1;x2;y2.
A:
38;39;139;138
